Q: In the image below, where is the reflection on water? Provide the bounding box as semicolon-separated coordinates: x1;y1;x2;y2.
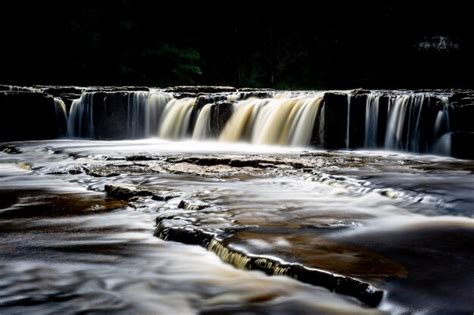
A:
1;139;473;314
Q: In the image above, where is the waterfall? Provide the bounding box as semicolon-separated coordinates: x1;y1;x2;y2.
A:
53;98;68;135
219;94;323;146
63;89;461;157
288;96;323;146
192;104;212;140
158;98;196;139
346;94;351;148
67;91;172;139
362;92;452;154
68;93;95;138
219;99;266;142
145;90;172;136
364;93;381;148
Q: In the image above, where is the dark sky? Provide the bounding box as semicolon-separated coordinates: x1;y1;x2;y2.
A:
1;1;472;88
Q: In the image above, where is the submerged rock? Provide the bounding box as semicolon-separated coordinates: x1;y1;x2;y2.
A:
105;184;180;201
178;199;210;210
45;165;84;175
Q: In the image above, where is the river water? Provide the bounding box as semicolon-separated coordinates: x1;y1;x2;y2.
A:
0;139;472;314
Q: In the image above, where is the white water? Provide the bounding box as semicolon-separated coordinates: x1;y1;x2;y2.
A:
159;98;195;139
192;103;212;139
68;93;95;138
219;95;323;145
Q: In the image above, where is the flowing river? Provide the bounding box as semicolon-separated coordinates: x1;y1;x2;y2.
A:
0;139;472;314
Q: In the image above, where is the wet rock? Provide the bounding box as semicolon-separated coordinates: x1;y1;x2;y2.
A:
162;162;243;177
105;184;180;201
178;199;209;210
0;85;39;92
187;95;228;135
237;88;275;92
451;132;474;159
169;155;307;170
171;92;197;99
164;86;236;93
81;92;130;139
317;92;349;149
155;220;215;247
0;92;67;141
450;99;474;135
208;237;384;307
85;169;120;177
210;101;234;137
45;165;84;175
235;89;275;100
0;145;22;154
105;184;148;200
170;156;231;166
350;88;371;96
153;224;384;307
346;92;367;149
125;155;156;161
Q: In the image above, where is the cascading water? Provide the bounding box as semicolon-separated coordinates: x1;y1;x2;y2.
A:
127;91;147;139
53;98;68;135
219;94;323;146
68;90;172;139
192;104;212;140
346;94;351;149
364;93;381;148
362;92;452;154
68;93;95;138
64;89;460;156
158;98;196;139
146;90;172;136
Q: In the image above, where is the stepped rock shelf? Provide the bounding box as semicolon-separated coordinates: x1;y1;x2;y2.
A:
1;85;473;158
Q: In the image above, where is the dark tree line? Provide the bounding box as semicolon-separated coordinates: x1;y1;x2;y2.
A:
1;1;472;88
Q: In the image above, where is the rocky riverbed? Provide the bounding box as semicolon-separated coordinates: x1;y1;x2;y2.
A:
0;139;473;314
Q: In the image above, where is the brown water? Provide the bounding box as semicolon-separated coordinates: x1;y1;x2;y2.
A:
0;139;473;314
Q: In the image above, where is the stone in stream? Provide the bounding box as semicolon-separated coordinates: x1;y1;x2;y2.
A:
105;184;180;201
178;199;210;210
83;162;163;177
45;165;84;175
